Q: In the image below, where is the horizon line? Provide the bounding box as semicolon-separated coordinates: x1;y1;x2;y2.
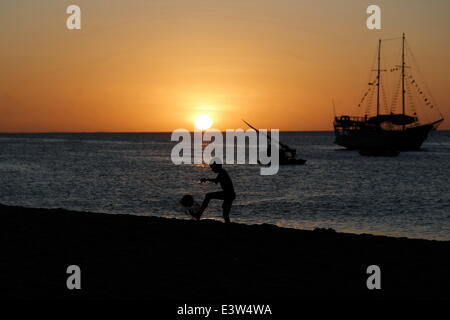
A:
0;129;449;134
0;130;337;134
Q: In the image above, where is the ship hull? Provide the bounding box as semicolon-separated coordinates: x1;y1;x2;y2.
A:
334;123;434;151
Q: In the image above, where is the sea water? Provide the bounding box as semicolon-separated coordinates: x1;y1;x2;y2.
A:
0;131;449;240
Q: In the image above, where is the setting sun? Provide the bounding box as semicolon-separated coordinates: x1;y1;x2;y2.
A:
194;115;213;130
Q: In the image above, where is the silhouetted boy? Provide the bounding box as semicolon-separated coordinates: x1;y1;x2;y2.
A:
196;161;235;224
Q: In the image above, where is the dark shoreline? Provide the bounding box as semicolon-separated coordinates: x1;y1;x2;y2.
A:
1;204;449;300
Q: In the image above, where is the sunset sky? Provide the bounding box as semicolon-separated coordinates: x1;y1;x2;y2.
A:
1;0;449;132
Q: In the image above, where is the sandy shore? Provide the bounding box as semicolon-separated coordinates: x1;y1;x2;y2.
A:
1;204;449;300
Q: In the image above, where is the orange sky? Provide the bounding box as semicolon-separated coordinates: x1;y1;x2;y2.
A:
1;0;449;132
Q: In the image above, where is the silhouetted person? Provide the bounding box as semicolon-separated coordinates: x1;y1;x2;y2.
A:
196;161;235;224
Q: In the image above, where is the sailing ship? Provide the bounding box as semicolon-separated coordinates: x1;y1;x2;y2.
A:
334;34;444;151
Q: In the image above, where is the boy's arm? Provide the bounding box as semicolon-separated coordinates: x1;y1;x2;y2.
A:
200;175;220;183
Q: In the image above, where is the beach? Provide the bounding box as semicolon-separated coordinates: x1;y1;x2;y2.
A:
1;203;449;300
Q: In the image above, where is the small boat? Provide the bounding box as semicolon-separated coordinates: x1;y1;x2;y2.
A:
359;149;400;157
280;158;307;165
243;120;307;166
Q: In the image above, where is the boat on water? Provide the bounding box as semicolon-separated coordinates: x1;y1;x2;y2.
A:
243;120;307;165
279;158;307;165
334;34;444;151
359;149;400;157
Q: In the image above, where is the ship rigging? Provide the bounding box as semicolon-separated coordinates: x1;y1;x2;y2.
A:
333;34;444;151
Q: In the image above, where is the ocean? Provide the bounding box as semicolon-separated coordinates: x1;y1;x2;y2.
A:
0;131;449;240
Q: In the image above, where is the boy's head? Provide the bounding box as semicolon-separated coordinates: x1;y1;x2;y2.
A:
180;195;194;208
209;158;222;173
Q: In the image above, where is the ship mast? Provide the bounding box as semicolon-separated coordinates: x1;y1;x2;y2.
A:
376;39;381;117
401;33;406;116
